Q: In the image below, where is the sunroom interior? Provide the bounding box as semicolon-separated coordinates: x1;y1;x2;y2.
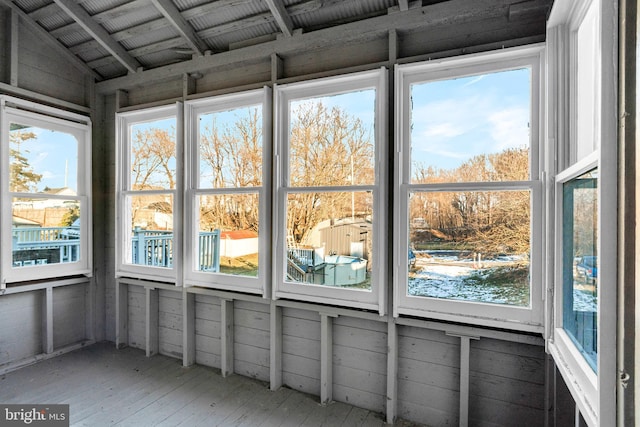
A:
0;0;635;426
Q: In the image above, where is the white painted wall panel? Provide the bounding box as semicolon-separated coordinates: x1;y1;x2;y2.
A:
158;290;183;359
127;286;145;350
233;300;270;381
52;285;86;349
0;292;43;366
282;308;320;395
195;294;221;368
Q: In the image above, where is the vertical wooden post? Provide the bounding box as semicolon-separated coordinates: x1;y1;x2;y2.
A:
320;313;337;404
145;287;159;357
221;298;234;377
183;290;196;367
115;280;128;349
183;73;197;98
270;302;283;390
8;9;19;86
446;333;479;427
271;53;284;81
42;287;54;354
386;318;398;424
85;278;96;342
115;89;129;110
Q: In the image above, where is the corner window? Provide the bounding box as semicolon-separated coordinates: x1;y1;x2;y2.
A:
273;69;387;312
184;88;271;294
561;167;598;371
394;47;544;330
116;104;180;282
1;96;92;284
546;0;617;424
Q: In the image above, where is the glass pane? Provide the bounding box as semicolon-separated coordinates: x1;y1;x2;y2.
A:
289;90;376;187
410;68;531;183
198;106;263;188
407;190;531;306
126;194;174;268
130;118;176;190
12;198;81;267
285;191;373;290
196;193;260;276
9;123;79;194
563;168;598;371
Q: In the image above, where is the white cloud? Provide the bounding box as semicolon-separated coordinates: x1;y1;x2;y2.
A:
488;108;529;150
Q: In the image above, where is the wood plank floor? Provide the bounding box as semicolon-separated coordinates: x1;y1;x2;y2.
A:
0;342;425;426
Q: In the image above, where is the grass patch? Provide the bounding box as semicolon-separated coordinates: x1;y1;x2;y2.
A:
219;253;259;276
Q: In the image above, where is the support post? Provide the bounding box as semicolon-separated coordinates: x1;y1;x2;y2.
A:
183;290;196;367
145;287;159;357
386;318;398;424
42;287;54;354
446;333;479;427
115;280;128;349
270;302;282;390
8;9;18;86
221;298;234;377
320;312;337;404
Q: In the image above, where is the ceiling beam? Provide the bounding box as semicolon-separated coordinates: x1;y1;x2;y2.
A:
0;0;101;80
71;0;323;58
263;0;294;37
96;0;551;94
150;0;209;56
52;0;142;73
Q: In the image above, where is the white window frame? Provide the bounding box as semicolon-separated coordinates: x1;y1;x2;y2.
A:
184;88;271;295
546;0;617;425
273;68;388;313
115;103;182;283
393;46;545;332
0;95;92;285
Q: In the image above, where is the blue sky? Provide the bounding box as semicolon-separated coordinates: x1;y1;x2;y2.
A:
410;68;531;173
10;126;78;192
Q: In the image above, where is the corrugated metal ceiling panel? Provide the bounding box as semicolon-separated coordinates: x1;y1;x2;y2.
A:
294;0;394;29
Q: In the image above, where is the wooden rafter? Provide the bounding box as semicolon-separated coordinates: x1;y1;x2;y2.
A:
263;0;294;37
398;0;409;11
52;0;142;73
151;0;209;56
0;0;101;80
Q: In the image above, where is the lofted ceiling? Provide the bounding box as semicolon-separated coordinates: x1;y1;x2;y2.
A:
2;0;553;84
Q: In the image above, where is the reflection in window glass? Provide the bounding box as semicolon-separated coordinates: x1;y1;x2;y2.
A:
289;90;375;187
563;169;598;371
198;106;262;189
407;190;531;306
12;198;81;267
130;118;176;190
196;193;259;276
126;194;174;268
410;68;531;183
9;123;79;193
285;191;373;290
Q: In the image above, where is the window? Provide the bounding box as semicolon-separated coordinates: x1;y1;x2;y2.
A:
0;96;92;284
116;104;180;282
184;88;271;294
394;47;544;330
547;0;617;424
273;69;387;312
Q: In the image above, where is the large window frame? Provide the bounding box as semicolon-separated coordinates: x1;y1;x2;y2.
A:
184;88;271;294
115;103;182;283
0;95;92;285
393;46;545;331
273;68;388;313
546;0;617;425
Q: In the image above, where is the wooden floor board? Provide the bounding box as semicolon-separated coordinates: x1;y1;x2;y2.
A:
0;342;427;427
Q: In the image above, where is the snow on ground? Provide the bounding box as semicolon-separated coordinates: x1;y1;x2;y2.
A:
408;250;597;311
